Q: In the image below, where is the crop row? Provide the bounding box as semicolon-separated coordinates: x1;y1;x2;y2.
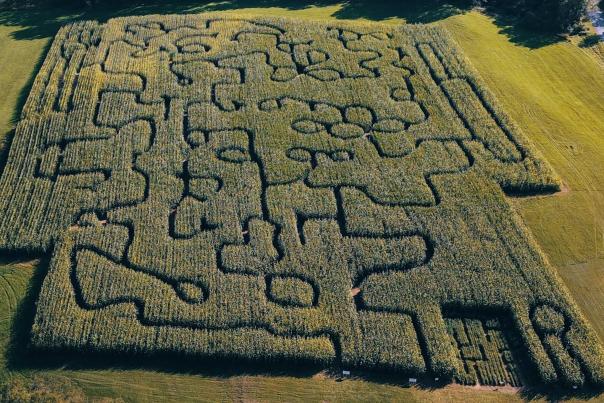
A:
0;14;600;387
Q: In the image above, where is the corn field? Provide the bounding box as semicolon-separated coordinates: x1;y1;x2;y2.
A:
0;14;602;388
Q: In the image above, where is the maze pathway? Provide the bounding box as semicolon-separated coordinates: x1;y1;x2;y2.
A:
0;15;602;387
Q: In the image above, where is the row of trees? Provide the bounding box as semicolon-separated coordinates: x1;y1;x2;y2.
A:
1;0;591;33
480;0;589;32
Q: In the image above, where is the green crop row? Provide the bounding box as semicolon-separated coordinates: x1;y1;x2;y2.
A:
0;14;601;388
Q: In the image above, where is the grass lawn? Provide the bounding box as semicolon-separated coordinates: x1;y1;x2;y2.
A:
441;13;604;340
0;1;603;401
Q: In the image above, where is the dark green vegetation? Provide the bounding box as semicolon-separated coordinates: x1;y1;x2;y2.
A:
0;13;602;392
3;0;589;34
478;0;588;32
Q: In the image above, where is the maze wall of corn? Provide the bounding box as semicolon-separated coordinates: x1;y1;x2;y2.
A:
0;14;602;388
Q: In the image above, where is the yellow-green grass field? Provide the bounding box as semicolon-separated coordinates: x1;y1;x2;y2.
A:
0;1;603;401
440;14;604;339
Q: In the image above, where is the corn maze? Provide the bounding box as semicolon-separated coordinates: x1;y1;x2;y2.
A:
0;14;603;388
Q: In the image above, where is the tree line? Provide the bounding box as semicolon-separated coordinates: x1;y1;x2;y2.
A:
478;0;588;33
1;0;590;34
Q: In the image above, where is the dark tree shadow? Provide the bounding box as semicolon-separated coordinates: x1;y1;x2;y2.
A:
580;33;602;47
329;0;472;23
0;0;567;48
490;12;565;49
0;0;464;40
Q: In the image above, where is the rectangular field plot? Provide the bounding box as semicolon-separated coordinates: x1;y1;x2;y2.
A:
0;14;602;387
445;314;527;387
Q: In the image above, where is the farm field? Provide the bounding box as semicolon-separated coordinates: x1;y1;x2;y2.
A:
0;3;603;402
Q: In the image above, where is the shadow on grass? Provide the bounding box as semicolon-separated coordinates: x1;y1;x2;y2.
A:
0;0;571;55
0;0;472;42
489;12;565;49
580;33;603;48
0;0;571;48
0;0;562;48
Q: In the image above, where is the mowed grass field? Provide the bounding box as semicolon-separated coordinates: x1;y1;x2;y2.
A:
440;14;604;339
0;2;603;401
